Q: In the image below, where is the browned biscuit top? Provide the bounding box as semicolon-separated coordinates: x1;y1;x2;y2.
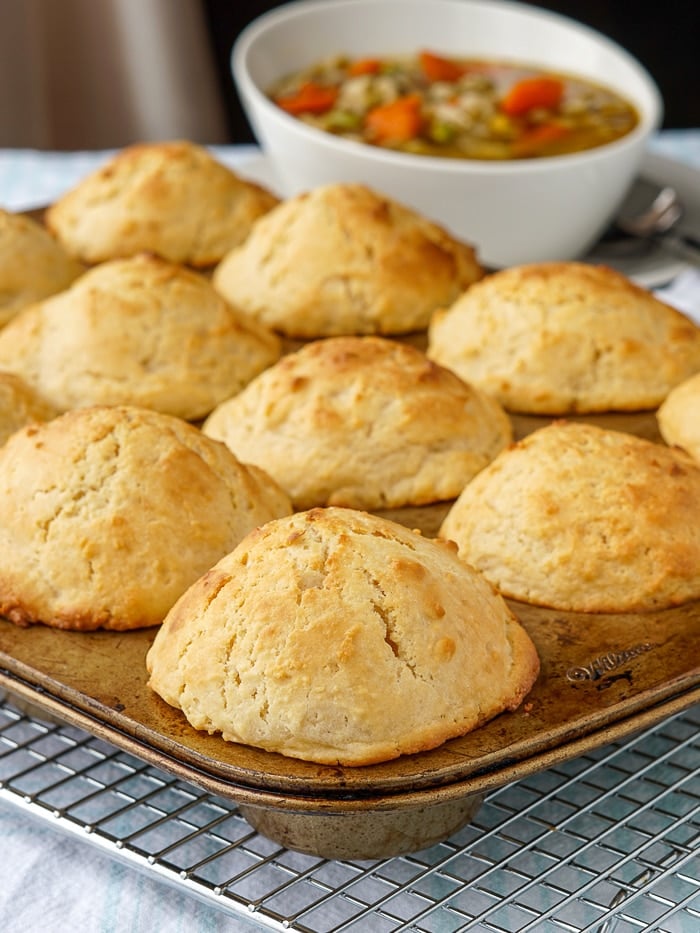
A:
0;208;83;325
0;254;281;421
440;420;700;612
45;140;279;266
203;335;511;509
428;261;700;414
147;507;539;765
212;182;484;337
0;404;292;631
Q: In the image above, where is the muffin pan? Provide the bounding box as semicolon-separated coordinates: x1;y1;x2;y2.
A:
1;197;697;857
1;453;699;859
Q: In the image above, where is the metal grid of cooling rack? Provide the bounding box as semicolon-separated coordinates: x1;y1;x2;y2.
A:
0;692;698;933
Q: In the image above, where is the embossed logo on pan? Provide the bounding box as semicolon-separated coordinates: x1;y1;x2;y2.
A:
567;644;655;683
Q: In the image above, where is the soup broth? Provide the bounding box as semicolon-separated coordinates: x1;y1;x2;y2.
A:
268;51;640;160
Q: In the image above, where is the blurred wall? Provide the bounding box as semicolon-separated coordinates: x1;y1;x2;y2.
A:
0;0;229;149
203;0;700;142
0;0;696;150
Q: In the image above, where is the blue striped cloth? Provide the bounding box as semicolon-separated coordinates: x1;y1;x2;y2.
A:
1;135;700;211
0;144;263;211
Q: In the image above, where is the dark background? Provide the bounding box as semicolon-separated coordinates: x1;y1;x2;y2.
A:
202;0;699;143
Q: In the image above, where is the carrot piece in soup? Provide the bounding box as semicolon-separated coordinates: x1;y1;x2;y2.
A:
275;81;338;115
347;57;382;76
511;122;571;156
419;50;465;82
500;77;564;116
365;94;423;143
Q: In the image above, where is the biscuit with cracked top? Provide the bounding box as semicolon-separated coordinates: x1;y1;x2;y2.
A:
45;140;279;266
428;262;700;414
439;421;700;612
147;507;539;765
203;335;511;509
212;182;483;337
0;254;281;421
0;405;292;631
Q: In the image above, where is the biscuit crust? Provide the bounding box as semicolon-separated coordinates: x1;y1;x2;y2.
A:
0;372;58;446
147;507;539;765
657;373;700;463
0;254;281;421
203;336;511;509
428;262;700;414
212;183;483;337
440;421;700;612
0;208;83;325
0;405;292;630
45;140;279;266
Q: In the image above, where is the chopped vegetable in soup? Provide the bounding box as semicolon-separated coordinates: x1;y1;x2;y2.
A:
269;52;639;160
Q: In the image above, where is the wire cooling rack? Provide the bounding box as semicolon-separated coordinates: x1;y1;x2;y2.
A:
0;691;698;932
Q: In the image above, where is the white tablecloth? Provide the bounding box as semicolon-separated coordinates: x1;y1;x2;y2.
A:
0;133;699;933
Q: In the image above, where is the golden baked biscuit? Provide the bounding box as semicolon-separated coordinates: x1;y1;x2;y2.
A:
0;208;83;326
428;262;700;414
212;183;483;337
0;405;292;631
147;507;539;766
439;421;700;612
0;371;57;446
657;373;700;463
203;336;511;509
44;140;279;266
0;254;281;421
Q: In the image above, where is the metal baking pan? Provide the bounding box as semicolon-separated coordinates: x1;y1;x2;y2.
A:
0;252;696;855
0;465;697;804
0;403;696;798
1;585;699;860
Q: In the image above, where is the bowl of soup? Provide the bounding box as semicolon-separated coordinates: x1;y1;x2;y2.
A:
232;0;662;267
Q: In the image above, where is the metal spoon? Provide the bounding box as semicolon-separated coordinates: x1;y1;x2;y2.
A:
615;180;683;236
606;177;700;264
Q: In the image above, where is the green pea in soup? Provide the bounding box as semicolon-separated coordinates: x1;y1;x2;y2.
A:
269;50;640;160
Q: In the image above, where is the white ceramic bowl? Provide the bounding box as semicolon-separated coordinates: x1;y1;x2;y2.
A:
232;0;662;267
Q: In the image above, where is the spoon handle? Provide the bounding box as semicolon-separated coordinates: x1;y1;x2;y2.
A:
651;230;700;266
